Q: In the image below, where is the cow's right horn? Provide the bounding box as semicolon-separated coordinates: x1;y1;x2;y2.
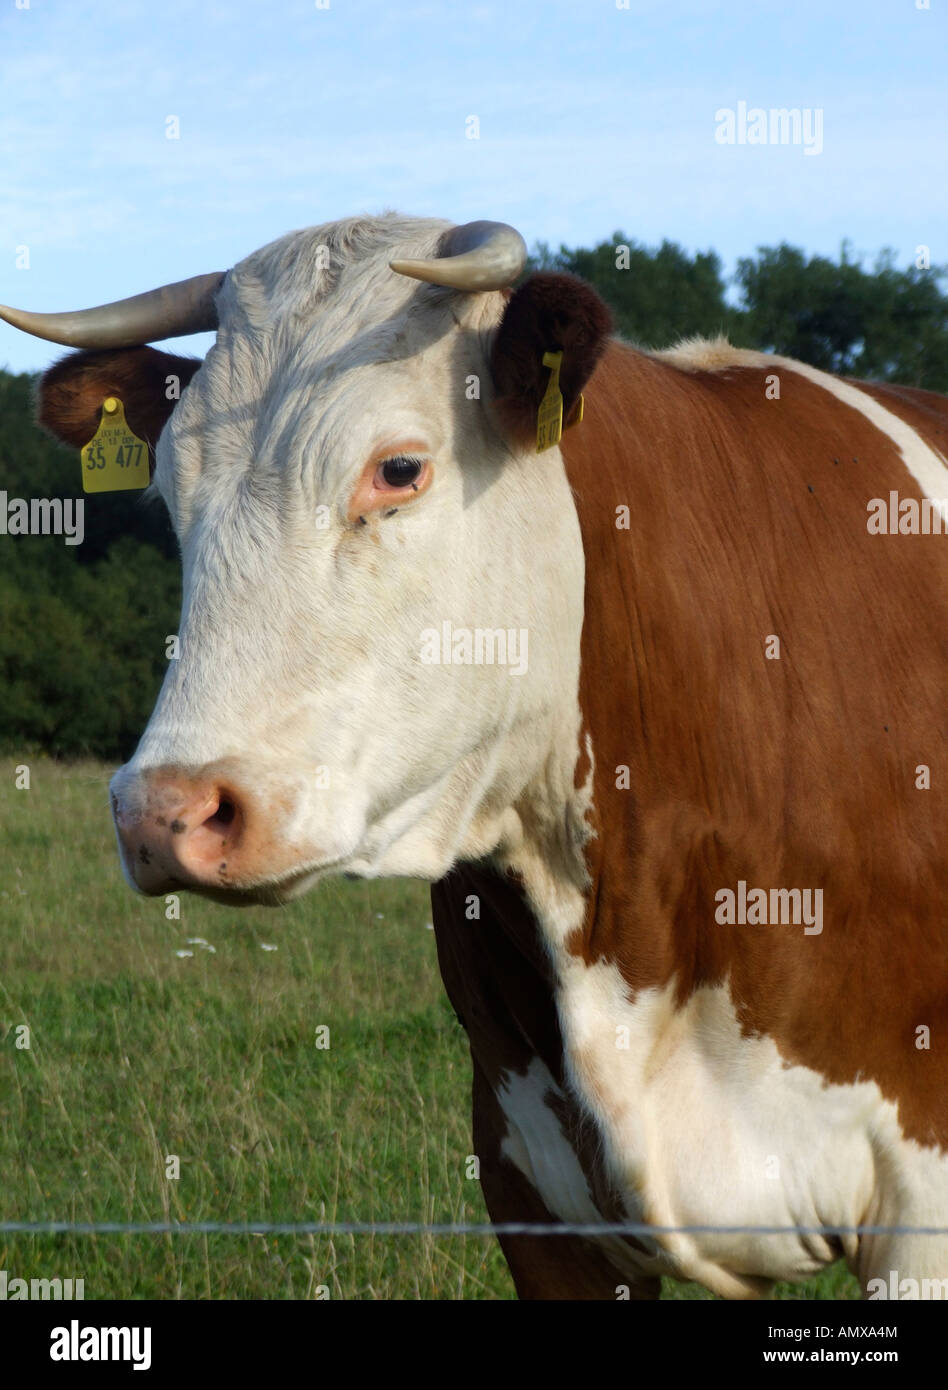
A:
390;220;527;292
0;270;225;349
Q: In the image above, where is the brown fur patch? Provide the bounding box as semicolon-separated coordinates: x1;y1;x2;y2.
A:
561;341;948;1149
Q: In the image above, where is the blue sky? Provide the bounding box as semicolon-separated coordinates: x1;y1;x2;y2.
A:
1;0;945;372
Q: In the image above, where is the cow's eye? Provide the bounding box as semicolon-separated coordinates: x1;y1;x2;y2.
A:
348;447;432;522
377;455;425;489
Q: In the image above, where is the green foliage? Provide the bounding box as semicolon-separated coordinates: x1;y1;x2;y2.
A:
531;233;745;347
735;242;948;389
2;235;947;759
533;235;948;388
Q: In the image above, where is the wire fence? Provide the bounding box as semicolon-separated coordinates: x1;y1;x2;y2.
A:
2;1219;947;1237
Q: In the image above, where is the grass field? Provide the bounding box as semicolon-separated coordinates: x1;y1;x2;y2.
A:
0;757;860;1300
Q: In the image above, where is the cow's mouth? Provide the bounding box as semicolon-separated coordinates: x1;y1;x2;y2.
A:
178;857;345;907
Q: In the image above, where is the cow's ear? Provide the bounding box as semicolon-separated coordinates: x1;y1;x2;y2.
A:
489;272;613;448
38;346;203;468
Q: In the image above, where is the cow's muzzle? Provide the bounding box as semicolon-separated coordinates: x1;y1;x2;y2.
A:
110;763;320;902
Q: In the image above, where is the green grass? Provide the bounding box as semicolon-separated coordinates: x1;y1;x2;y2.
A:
0;757;860;1300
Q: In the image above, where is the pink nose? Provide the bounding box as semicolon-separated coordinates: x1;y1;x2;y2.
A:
112;770;250;895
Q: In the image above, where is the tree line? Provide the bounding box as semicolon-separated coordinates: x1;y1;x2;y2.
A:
2;237;946;760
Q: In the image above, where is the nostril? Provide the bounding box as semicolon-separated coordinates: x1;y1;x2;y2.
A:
168;789;244;878
113;772;254;893
202;796;237;835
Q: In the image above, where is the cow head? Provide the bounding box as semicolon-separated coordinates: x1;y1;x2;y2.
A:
4;215;611;903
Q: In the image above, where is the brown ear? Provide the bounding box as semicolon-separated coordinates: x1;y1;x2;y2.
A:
38;346;203;471
489;272;612;447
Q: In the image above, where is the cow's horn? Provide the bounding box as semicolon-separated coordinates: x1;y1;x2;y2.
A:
390;220;527;291
0;270;225;349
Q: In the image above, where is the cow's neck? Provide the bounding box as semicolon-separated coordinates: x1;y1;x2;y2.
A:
485;339;650;968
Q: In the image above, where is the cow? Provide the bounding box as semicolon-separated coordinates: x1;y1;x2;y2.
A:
3;213;947;1301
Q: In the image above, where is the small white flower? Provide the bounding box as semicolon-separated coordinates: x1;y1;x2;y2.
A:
175;949;194;958
260;943;278;952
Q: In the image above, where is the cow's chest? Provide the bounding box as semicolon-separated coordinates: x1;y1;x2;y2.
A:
431;866;948;1295
496;961;939;1296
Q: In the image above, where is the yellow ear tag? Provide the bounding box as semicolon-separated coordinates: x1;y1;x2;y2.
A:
81;397;149;493
536;350;564;453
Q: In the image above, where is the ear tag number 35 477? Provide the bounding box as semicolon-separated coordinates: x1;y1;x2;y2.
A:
81;397;149;493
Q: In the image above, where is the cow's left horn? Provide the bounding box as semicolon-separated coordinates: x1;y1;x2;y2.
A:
390;220;526;291
0;271;225;349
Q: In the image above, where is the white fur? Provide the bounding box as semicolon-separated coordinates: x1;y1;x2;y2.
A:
113;215;586;893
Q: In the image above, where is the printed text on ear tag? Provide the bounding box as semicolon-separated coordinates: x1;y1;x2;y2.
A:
81;397;149;493
536;349;564;453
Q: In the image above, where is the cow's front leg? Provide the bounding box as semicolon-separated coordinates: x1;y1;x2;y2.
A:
472;1062;660;1301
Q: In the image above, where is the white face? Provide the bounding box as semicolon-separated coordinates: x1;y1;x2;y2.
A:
110;216;586;902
